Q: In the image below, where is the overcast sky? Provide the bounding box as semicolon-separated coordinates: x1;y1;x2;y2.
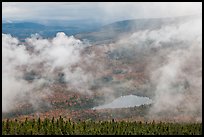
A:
2;2;202;23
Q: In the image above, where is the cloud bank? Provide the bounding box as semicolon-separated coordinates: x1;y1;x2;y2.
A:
109;15;202;121
2;32;93;112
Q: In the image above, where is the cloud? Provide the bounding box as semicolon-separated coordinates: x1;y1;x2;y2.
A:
108;15;202;121
2;2;202;23
2;32;93;112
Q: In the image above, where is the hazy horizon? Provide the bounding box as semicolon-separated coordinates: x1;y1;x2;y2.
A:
2;2;202;24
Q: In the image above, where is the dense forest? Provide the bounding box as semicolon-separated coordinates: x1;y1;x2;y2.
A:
2;117;202;135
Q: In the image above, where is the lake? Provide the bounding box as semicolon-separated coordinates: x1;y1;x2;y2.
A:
93;94;152;110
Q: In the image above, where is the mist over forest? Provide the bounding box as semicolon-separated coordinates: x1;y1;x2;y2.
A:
2;2;202;124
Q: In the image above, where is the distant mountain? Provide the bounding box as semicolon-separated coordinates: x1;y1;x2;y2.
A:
75;16;196;45
2;22;45;29
2;22;46;41
2;21;100;41
2;15;198;43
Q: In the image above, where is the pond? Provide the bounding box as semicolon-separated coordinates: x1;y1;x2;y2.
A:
93;94;152;110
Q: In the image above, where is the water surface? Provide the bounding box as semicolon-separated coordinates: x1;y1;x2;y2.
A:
93;94;152;110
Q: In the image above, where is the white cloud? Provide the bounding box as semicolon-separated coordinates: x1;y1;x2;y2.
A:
2;32;92;112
